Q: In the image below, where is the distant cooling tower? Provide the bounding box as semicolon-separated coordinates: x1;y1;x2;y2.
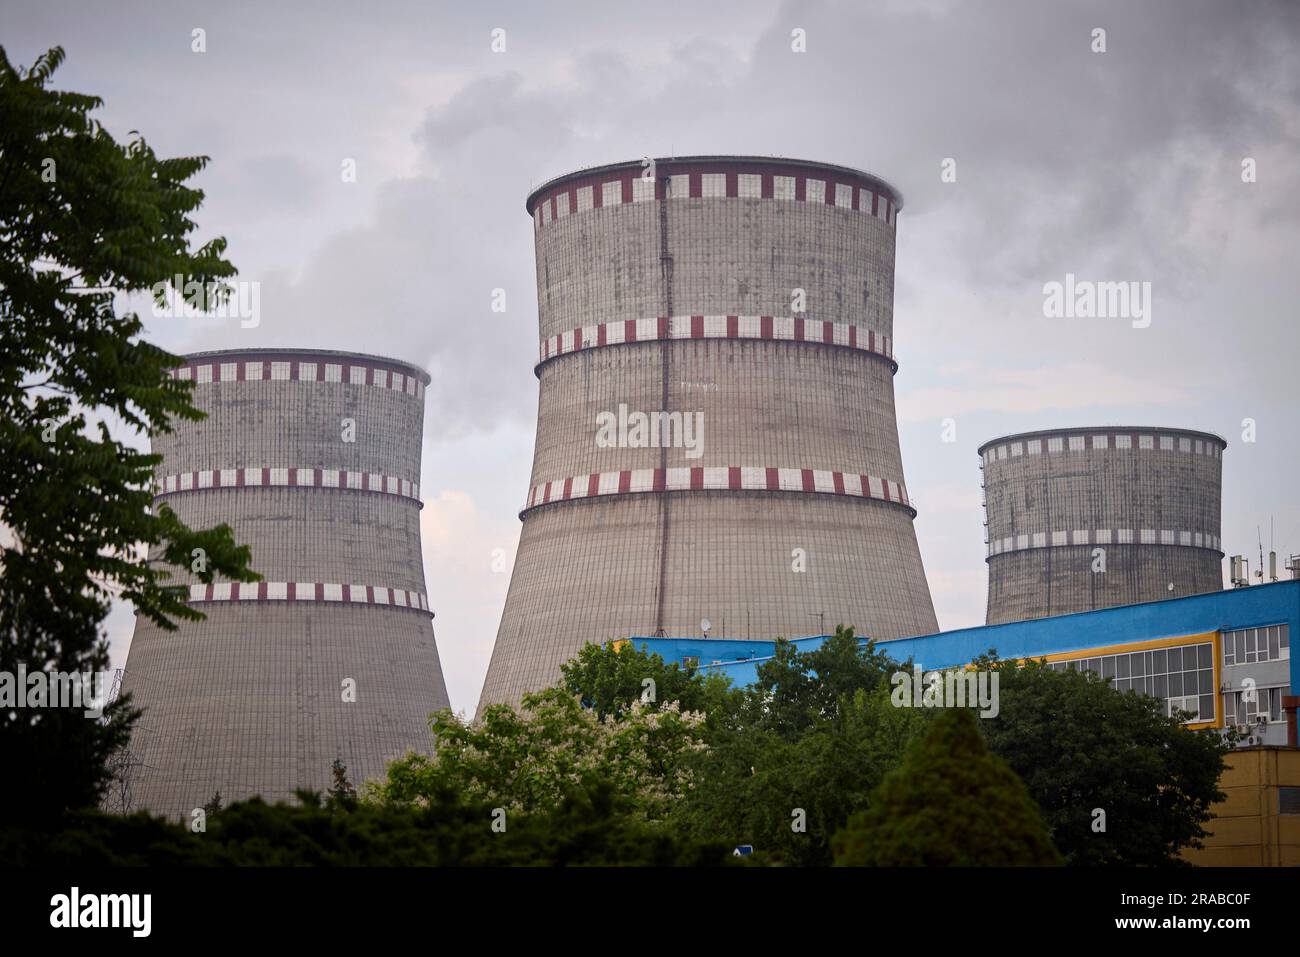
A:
120;348;449;818
478;156;938;711
980;426;1226;625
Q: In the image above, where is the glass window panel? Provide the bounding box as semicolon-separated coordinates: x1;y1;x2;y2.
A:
1198;644;1212;668
1270;689;1282;722
1102;656;1116;678
1133;654;1146;676
1168;647;1182;670
1153;675;1168;698
1115;678;1130;692
1236;631;1245;662
1199;695;1214;720
1152;649;1167;674
1169;672;1183;696
1270;628;1280;659
1117;655;1131;678
1282;625;1289;649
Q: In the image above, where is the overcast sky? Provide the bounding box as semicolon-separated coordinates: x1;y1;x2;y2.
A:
6;0;1298;715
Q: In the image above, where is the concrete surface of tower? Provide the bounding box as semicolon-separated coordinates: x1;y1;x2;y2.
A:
479;156;939;711
980;426;1226;625
120;348;450;818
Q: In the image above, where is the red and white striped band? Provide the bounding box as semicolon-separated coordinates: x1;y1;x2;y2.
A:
524;467;912;514
537;315;895;369
171;358;426;400
187;581;432;614
155;468;420;503
534;170;898;229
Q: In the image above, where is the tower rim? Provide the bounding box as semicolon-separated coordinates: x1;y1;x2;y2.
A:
525;155;904;215
181;347;431;385
977;425;1227;456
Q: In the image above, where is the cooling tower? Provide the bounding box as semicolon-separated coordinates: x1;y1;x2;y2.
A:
980;426;1226;625
478;156;938;711
119;348;449;818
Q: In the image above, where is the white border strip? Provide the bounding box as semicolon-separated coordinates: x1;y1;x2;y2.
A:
172;359;426;401
539;314;894;367
982;433;1223;463
156;468;419;502
988;529;1222;557
188;581;431;614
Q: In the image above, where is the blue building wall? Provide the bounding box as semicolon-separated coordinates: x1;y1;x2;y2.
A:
618;634;838;689
624;580;1300;695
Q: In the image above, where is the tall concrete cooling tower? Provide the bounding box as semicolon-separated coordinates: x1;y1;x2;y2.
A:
478;156;938;711
980;426;1226;625
120;348;449;818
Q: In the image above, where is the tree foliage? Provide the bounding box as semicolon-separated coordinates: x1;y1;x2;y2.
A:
559;639;740;723
671;684;931;866
744;625;902;737
832;707;1062;866
973;655;1228;865
370;687;708;821
0;45;256;822
0;778;734;867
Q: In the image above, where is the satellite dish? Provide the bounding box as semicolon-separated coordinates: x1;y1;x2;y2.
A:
701;617;711;635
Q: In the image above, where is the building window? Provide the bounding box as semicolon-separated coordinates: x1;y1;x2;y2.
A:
1222;686;1285;727
1223;624;1290;666
1281;788;1300;815
1049;641;1215;723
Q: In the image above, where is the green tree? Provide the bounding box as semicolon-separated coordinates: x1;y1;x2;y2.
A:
1;777;735;866
671;684;932;865
832;707;1061;866
559;639;740;723
746;626;901;737
370;686;708;821
0;46;256;823
973;655;1227;865
330;758;357;807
